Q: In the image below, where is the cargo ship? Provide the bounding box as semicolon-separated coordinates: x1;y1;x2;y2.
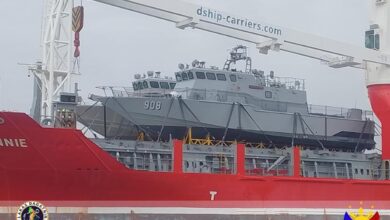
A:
2;0;390;219
1;110;389;219
1;47;390;220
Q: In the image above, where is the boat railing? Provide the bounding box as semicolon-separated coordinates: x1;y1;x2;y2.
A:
265;76;305;91
105;86;244;100
302;164;349;179
175;88;247;102
308;104;374;120
101;86;374;120
112;142;385;180
118;155;173;172
183;159;236;174
301;164;386;180
245;163;290;176
103;87;258;105
98;86;173;98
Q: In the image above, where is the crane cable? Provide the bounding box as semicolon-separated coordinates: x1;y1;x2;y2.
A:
72;0;84;73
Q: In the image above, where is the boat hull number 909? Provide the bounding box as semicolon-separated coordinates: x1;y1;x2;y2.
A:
144;100;161;110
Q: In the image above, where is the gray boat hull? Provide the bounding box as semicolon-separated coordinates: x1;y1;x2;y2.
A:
77;105;139;139
96;96;375;151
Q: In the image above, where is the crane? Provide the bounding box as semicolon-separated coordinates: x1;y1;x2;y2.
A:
90;0;390;161
30;0;83;126
93;0;390;67
36;0;390;160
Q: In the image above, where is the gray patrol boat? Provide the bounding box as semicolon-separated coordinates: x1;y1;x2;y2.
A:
88;46;375;152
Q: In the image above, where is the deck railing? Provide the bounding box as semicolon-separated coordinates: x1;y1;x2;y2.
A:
97;86;373;120
245;164;290;176
308;104;373;120
106;140;387;181
117;155;173;172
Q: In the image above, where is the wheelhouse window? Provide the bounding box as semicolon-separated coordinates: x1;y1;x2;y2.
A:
206;72;216;80
182;72;189;81
216;73;226;81
229;74;237;82
365;29;380;50
137;81;143;90
150;81;160;88
188;71;194;79
133;82;139;91
160;82;170;89
175;73;182;82
170;83;176;89
196;72;206;79
143;81;149;89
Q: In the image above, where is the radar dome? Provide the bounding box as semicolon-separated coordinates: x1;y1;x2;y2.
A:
147;71;154;77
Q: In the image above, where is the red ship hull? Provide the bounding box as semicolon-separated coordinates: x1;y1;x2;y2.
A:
1;112;390;218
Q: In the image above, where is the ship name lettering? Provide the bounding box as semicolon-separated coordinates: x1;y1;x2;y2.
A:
0;138;28;148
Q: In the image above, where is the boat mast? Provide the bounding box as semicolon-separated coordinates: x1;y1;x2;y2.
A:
223;45;252;73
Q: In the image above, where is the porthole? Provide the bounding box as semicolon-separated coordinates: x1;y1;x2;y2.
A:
265;91;272;99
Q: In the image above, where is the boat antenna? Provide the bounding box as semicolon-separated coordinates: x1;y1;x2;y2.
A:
223;45;252;73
